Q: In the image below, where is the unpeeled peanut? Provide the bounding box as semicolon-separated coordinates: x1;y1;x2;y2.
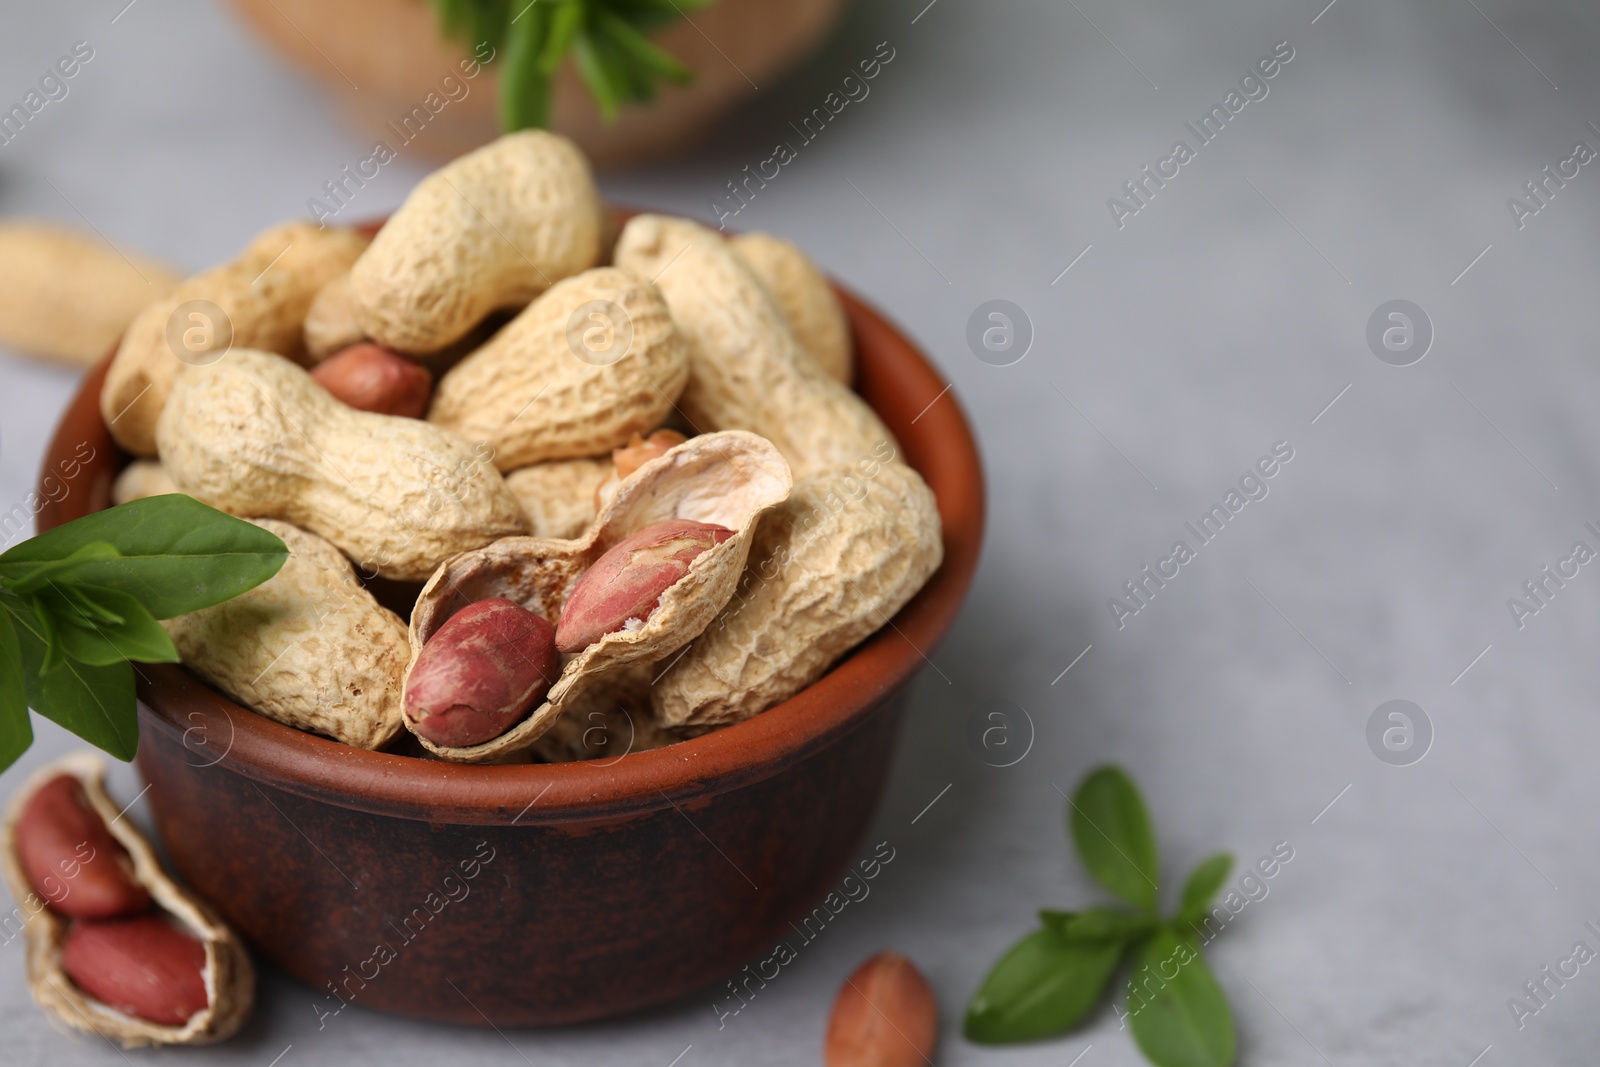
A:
351;130;602;353
101;221;368;455
653;463;942;728
505;457;611;540
61;915;209;1027
731;232;853;384
405;599;560;748
15;775;148;919
164;519;412;749
614;216;895;479
0;220;180;368
825;952;939;1067
110;460;180;505
427;267;690;471
555;519;733;652
303;271;365;360
157;351;525;582
311;342;433;418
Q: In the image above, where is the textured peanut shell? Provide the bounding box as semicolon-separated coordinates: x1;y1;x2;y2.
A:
1;754;254;1047
100;222;368;455
303;271;366;361
351;130;601;353
505;457;610;540
614;216;895;478
730;232;852;384
653;463;943;728
0;221;179;368
406;430;792;762
157;350;525;582
526;664;681;763
428;268;690;471
110;460;180;505
164;520;409;749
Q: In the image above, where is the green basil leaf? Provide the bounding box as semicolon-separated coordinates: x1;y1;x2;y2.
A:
540;0;585;73
1042;906;1159;944
35;586;179;667
1126;928;1236;1067
964;926;1125;1044
597;12;693;85
1070;765;1161;914
571;31;623;121
1177;853;1233;927
0;496;287;619
10;604;137;761
0;611;32;773
4;541;121;596
497;0;550;131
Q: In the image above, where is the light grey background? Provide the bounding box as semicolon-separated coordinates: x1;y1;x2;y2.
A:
1;0;1597;1064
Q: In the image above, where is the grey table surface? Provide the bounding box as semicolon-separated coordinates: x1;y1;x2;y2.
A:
2;0;1598;1063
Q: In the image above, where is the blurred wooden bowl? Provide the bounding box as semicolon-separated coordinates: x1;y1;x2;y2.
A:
228;0;851;168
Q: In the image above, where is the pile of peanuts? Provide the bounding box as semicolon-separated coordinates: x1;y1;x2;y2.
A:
95;130;943;766
1;756;252;1045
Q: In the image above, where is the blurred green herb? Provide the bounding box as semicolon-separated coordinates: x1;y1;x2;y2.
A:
965;766;1238;1067
429;0;714;131
0;495;287;773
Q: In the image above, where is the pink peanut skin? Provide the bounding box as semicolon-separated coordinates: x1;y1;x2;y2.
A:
406;598;561;747
16;775;149;920
311;342;433;419
61;915;209;1026
555;519;733;653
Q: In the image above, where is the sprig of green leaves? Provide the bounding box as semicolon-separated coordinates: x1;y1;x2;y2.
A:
965;766;1238;1067
429;0;714;131
0;495;287;773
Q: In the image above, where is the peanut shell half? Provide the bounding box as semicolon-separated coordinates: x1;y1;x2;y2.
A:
406;430;792;762
0;754;254;1047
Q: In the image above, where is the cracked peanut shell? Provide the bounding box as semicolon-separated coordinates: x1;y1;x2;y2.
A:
1;754;254;1047
405;430;792;762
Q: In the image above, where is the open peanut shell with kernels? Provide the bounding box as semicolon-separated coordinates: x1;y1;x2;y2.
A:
0;754;253;1047
403;430;792;763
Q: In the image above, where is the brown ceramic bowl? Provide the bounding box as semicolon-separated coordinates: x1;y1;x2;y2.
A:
36;271;983;1027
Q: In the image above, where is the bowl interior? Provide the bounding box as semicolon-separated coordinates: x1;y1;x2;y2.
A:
37;258;985;825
